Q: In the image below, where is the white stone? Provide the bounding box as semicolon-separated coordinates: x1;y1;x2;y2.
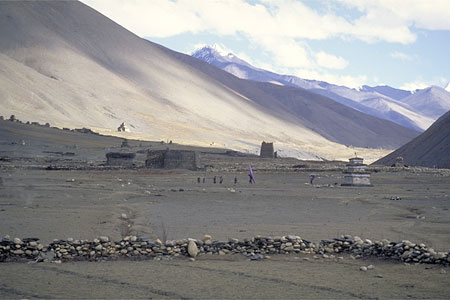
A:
202;234;212;242
187;240;198;257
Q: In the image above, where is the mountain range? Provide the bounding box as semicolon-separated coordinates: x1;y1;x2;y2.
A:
192;46;450;132
0;1;422;162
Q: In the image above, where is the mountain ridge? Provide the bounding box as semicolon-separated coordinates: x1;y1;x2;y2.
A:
169;44;419;149
192;46;450;131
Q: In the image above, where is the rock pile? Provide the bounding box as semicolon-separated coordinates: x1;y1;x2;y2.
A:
0;237;44;262
319;235;450;265
1;234;449;265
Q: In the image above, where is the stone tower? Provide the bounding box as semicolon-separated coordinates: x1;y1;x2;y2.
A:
260;141;274;158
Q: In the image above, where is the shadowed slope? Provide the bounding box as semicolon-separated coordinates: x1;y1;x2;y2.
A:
375;110;450;168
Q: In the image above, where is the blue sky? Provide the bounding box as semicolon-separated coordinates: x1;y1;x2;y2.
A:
82;0;450;90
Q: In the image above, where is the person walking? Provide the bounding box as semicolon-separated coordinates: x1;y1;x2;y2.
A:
310;174;316;184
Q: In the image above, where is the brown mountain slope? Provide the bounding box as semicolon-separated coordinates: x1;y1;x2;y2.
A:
374;110;450;168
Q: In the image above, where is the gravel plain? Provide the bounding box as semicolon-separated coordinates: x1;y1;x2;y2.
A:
1;120;449;299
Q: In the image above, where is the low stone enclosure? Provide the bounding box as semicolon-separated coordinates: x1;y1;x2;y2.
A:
145;149;201;171
106;152;136;167
1;234;449;265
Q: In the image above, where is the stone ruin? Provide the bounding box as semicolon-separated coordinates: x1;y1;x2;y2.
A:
341;157;372;186
106;152;136;167
145;149;201;170
260;141;274;158
393;156;406;167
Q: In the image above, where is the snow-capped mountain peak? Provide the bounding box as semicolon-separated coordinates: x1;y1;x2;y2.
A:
445;82;450;92
192;45;258;71
191;45;223;64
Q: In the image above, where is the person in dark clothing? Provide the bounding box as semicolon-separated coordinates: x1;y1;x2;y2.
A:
248;173;255;184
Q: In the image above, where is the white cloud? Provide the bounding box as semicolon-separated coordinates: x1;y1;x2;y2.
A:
400;81;430;91
400;77;449;91
83;0;450;44
316;52;349;69
340;0;450;32
294;69;367;88
81;0;450;88
253;36;314;69
82;0;203;38
390;51;414;61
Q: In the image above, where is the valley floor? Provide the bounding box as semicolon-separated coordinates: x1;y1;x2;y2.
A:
1;167;450;298
0;121;449;298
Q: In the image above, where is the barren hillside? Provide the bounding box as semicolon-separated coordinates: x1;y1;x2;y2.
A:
375;110;450;168
0;1;396;161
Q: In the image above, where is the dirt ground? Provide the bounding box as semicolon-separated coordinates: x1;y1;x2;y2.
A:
1;120;450;299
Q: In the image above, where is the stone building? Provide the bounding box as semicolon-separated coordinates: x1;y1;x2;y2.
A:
145;149;201;170
260;141;274;158
106;152;136;167
341;157;372;186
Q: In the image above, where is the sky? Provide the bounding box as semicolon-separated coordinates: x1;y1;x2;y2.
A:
82;0;450;90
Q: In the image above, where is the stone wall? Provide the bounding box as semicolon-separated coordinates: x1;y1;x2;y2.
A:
145;150;201;170
106;152;136;167
260;141;274;158
2;234;449;265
